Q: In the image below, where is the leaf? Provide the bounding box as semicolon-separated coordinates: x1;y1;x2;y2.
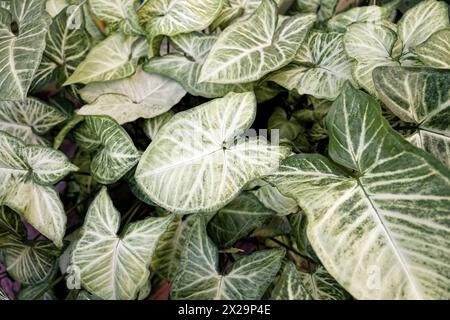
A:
73;116;141;184
151;215;196;281
139;0;223;57
0;0;51;100
33;3;91;90
0;98;68;146
327;5;391;32
199;0;316;84
135;92;286;213
45;0;68;17
344;22;400;94
295;0;338;21
373;66;450;168
397;0;450;58
0;206;25;239
251;180;298;215
272;262;349;300
88;0;143;35
64;33;138;85
267;107;303;141
269;31;353;100
142;111;174;140
0;287;8;300
268;83;450;299
71;187;173;300
17;282;56;300
171;216;285;299
0;238;60;285
144;32;253;98
78;67;186;124
413;29;450;69
207;192;275;248
0;131;77;247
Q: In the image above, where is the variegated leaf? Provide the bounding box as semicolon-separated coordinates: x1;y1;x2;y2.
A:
373;66;450;168
199;0;316;84
71;187;173;300
327;5;391;32
0;0;51;100
268;83;450;299
144;32;252;98
135;92;286;213
269;31;353;100
0;206;25;239
139;0;223;57
0;238;60;285
251;180;298;215
271;262;348;300
142;111;174;140
171;216;285;299
295;0;338;21
33;3;90;90
207;192;275;248
73;116;141;184
64;33;138;85
0;287;8;300
78;67;186;124
0;98;67;146
413;29;450;69
343;22;400;94
151;215;196;281
45;0;68;17
397;0;450;60
0;131;77;247
88;0;143;35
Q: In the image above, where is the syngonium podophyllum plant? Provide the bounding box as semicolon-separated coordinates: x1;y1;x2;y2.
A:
0;0;449;301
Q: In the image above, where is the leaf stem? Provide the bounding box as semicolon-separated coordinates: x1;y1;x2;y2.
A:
32;274;65;300
270;237;315;263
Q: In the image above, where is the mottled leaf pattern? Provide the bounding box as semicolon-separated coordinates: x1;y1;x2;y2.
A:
268;84;450;299
74;116;140;184
71;188;173;300
135;92;285;213
171;216;285;299
199;0;316;84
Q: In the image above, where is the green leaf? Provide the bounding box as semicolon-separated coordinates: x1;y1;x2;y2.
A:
144;32;253;98
33;3;91;90
0;98;68;146
344;22;400;94
269;31;353;100
295;0;338;21
251;180;298;215
88;0;143;35
17;282;56;300
0;206;26;239
73;116;141;184
267;107;302;141
327;5;391;32
0;0;51;100
0;131;77;247
0;287;8;300
413;29;450;69
142;111;174;140
135;92;286;213
0;238;60;285
171;216;285;299
78;67;186;124
139;0;223;57
397;0;450;59
268;83;450;299
272;262;349;300
151;215;196;281
199;0;316;84
71;187;173;300
373;66;450;168
64;33;138;85
208;192;275;248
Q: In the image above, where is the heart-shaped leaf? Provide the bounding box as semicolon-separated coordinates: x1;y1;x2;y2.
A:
199;0;316;84
71;187;173;300
135;92;286;213
268;83;450;299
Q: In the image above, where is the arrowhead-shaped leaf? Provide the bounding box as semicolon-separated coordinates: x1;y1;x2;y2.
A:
0;0;51;100
373;66;450;168
71;187;173;300
269;31;353;100
268;83;450;299
0;98;68;145
135;92;285;213
73;116;141;184
0;131;77;247
171;216;285;299
199;0;316;84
